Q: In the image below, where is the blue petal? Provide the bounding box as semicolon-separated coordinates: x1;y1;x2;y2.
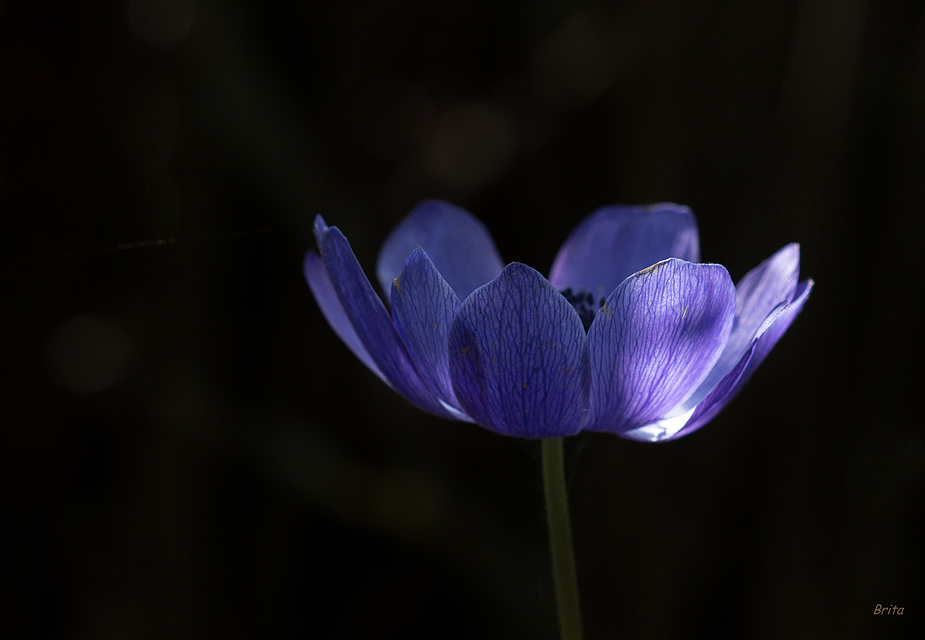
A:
673;243;802;414
390;248;470;418
668;278;813;439
617;303;786;443
549;203;700;301
304;251;386;383
586;259;736;435
448;263;590;438
376;200;505;302
313;215;461;420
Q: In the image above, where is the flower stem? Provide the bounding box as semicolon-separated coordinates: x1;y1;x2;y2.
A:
542;437;584;640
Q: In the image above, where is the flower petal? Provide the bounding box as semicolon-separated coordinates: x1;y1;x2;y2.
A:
314;216;460;420
390;248;468;417
376;200;505;301
668;278;814;439
304;251;386;383
674;243;802;413
448;263;590;438
586;259;735;435
549;203;700;300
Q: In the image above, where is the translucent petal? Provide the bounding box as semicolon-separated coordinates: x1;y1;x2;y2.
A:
677;243;801;413
314;216;461;420
448;263;590;438
377;200;505;301
669;278;814;439
586;259;735;435
303;251;386;383
549;203;700;301
390;248;468;417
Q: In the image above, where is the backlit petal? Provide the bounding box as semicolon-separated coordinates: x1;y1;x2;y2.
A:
671;278;814;438
390;248;468;417
304;251;386;383
676;243;802;413
315;216;460;419
448;263;590;438
586;259;735;435
549;203;700;300
377;200;505;301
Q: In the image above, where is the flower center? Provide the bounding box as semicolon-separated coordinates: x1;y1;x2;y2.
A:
558;287;605;332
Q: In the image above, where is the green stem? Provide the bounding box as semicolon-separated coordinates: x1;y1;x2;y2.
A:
542;437;584;640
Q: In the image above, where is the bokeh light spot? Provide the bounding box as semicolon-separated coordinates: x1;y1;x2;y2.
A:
127;0;196;48
426;102;516;191
531;13;619;108
44;315;133;395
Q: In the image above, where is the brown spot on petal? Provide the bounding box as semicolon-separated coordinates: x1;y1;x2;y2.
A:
635;261;666;276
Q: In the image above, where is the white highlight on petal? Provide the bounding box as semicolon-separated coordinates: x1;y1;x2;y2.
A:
677;300;788;414
620;406;696;442
438;399;474;423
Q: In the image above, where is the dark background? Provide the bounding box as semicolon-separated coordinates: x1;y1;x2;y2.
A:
2;0;922;638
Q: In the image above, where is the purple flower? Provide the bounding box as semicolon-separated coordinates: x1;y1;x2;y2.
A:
305;200;812;441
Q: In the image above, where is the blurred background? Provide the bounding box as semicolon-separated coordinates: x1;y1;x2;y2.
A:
1;0;922;638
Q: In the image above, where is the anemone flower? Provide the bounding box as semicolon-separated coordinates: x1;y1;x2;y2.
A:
305;199;811;639
305;199;812;442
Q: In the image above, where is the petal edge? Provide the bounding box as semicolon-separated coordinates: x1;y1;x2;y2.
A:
448;263;590;438
586;259;736;435
549;203;700;300
317;224;461;420
390;248;469;418
377;200;505;301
